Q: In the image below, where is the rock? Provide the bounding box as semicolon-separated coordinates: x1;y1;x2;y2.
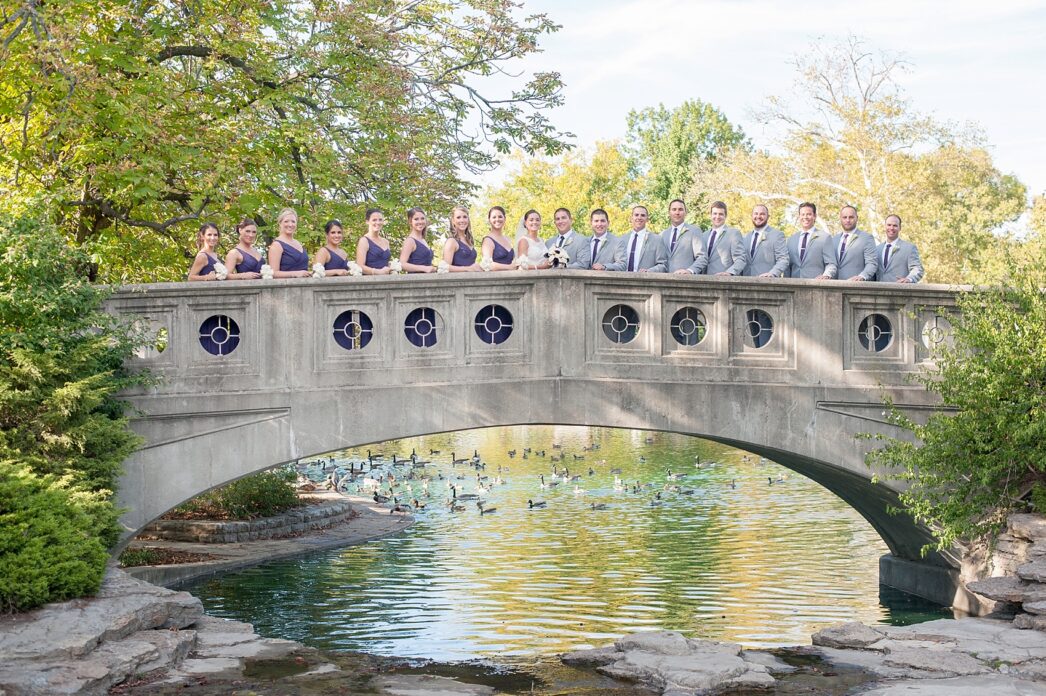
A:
561;645;623;667
617;630;694;656
967;576;1046;604
1019;560;1046;583
741;650;798;673
1009;514;1046;542
1025;601;1046;616
371;674;496;695
1015;613;1046;631
881;648;988;676
812;622;887;649
859;674;1046;695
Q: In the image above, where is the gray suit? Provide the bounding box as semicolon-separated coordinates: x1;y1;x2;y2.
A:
787;229;835;279
605;229;668;272
831;229;878;280
661;223;707;274
742;226;789;277
545;230;591;269
587;232;620;269
875;238;924;283
702;226;746;275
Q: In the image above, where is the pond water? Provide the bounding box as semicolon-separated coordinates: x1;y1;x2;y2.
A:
188;426;951;662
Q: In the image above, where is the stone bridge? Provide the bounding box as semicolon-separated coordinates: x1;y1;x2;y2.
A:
107;272;966;606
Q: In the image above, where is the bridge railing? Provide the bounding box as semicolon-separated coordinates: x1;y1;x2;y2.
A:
107;273;960;397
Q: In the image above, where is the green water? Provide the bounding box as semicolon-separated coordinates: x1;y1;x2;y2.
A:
189;426;951;661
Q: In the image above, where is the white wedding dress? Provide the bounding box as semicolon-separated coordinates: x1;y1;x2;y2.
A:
519;235;548;265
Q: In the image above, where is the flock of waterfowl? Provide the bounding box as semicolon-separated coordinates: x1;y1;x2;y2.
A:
294;441;789;518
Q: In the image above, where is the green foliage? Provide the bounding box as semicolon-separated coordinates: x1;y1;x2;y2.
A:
626;100;748;228
0;462;113;613
1031;484;1046;516
0;0;570;282
868;252;1046;551
174;469;300;520
117;547;162;568
0;211;146;610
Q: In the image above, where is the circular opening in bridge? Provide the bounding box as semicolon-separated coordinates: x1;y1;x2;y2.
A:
404;307;443;348
601;304;640;344
474;304;513;345
333;310;374;351
921;315;951;351
670;307;707;347
199;315;240;356
743;309;774;349
858;313;893;352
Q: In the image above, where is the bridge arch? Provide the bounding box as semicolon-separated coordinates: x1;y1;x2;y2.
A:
108;273;962;602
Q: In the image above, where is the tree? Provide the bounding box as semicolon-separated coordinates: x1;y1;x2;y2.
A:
478;141;643;236
0;0;571;282
866;250;1046;552
0;210;147;610
689;37;1026;283
626;100;747;228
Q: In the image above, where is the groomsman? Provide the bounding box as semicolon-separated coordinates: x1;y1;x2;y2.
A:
831;205;878;281
588;209;620;270
661;199;707;274
605;205;668;272
875;215;924;283
702;201;746;275
545;208;591;269
742;204;789;277
787;202;835;279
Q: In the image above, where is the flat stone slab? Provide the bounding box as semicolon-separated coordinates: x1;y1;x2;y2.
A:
812;621;887;649
1020;561;1046;583
968;576;1046;603
372;674;496;695
1010;515;1046;542
860;675;1046;695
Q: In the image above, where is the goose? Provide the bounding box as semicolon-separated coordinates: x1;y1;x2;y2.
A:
644;436;654;444
613;477;626;492
667;470;682;481
528;499;547;509
573;485;586;496
508;449;517;457
649;498;663;507
552;443;562;449
411;498;426;510
590;502;608;510
390;502;412;514
573;454;585;460
430;448;441;455
451;452;467;465
477;501;496;514
588;467;595;476
679;488;695;495
373;492;390;504
448;502;465;512
730;479;737;489
609;467;622;474
638;456;647;463
523;447;532;454
664;484;681;492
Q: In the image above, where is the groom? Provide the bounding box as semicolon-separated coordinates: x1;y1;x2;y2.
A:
545;208;591;269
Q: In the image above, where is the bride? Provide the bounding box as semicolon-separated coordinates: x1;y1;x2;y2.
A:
515;209;551;270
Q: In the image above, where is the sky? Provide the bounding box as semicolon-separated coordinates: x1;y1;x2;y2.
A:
480;0;1046;198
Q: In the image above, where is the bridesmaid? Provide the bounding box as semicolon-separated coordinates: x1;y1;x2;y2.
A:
188;222;221;281
442;206;480;272
400;208;435;273
224;218;262;280
515;209;550;270
356;208;392;275
480;206;516;270
314;220;350;276
267;208;310;278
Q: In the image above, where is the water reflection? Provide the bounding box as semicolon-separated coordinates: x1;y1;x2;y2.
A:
189;426;950;660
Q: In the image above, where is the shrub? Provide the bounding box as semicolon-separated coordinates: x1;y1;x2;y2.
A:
171;469;300;520
0;462;113;613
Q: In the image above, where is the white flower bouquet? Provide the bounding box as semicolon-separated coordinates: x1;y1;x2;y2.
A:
213;262;228;280
545;246;570;268
347;261;363;277
260;264;274;280
390;259;403;274
480;256;493;272
312;262;326;279
517;256;531;270
436;260;450;274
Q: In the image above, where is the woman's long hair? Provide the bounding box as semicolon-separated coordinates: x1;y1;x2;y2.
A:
451;206;473;247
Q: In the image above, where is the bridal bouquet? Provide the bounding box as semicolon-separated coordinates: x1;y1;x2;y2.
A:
347;261;363;277
312;262;326;279
212;262;228;281
260;264;274;280
545;247;570;268
390;259;403;274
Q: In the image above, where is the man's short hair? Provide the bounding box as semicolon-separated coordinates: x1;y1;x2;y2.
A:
669;199;687;209
799;202;817;215
632;205;648;215
590;208;609;220
841;205;857;215
711;201;727;214
886;214;902;226
753;204;769;215
554;207;572;218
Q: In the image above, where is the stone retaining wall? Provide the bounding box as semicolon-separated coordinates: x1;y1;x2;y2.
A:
139;500;354;543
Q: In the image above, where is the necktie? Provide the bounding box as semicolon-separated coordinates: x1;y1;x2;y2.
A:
799;232;809;263
750;231;760;257
707;229;718;256
883;243;892;267
839;232;850;258
627;233;639;271
592;237;600;261
557;235;566;248
669;227;679;253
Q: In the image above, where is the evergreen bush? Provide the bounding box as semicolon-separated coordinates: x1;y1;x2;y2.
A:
172;469;300;520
